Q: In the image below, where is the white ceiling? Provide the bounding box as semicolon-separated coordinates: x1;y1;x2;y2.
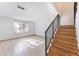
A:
0;2;57;21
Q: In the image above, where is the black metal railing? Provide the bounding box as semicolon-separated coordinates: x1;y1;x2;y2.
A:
45;15;60;55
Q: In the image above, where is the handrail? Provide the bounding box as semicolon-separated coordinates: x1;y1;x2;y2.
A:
45;15;60;55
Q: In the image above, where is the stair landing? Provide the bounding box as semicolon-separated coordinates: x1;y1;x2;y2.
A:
47;25;78;56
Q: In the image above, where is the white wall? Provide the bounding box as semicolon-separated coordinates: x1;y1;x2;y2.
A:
34;3;58;36
60;7;74;25
76;3;79;48
60;11;74;25
53;2;74;25
0;16;35;40
0;2;58;39
0;17;15;38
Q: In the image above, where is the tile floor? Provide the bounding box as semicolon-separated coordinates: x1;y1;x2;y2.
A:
0;35;45;56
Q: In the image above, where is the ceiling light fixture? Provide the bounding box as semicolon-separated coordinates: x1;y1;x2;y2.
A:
17;5;25;10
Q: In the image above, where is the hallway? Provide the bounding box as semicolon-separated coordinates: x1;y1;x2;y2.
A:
47;25;78;56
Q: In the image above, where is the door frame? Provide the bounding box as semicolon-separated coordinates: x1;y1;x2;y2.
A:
74;2;77;25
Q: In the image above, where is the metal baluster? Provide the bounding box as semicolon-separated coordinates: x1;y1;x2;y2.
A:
45;15;60;55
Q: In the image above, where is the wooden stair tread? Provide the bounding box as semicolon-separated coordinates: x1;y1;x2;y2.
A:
49;46;77;56
55;35;76;39
50;44;77;54
54;37;77;43
51;40;77;50
58;29;75;33
59;25;75;29
56;32;76;36
48;25;78;56
52;39;77;46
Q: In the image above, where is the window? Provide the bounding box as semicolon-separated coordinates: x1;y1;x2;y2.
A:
14;21;29;33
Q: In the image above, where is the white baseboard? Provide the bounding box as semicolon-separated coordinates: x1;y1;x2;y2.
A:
0;32;34;41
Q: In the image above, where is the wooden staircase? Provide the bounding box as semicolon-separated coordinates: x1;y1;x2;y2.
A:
47;25;78;56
